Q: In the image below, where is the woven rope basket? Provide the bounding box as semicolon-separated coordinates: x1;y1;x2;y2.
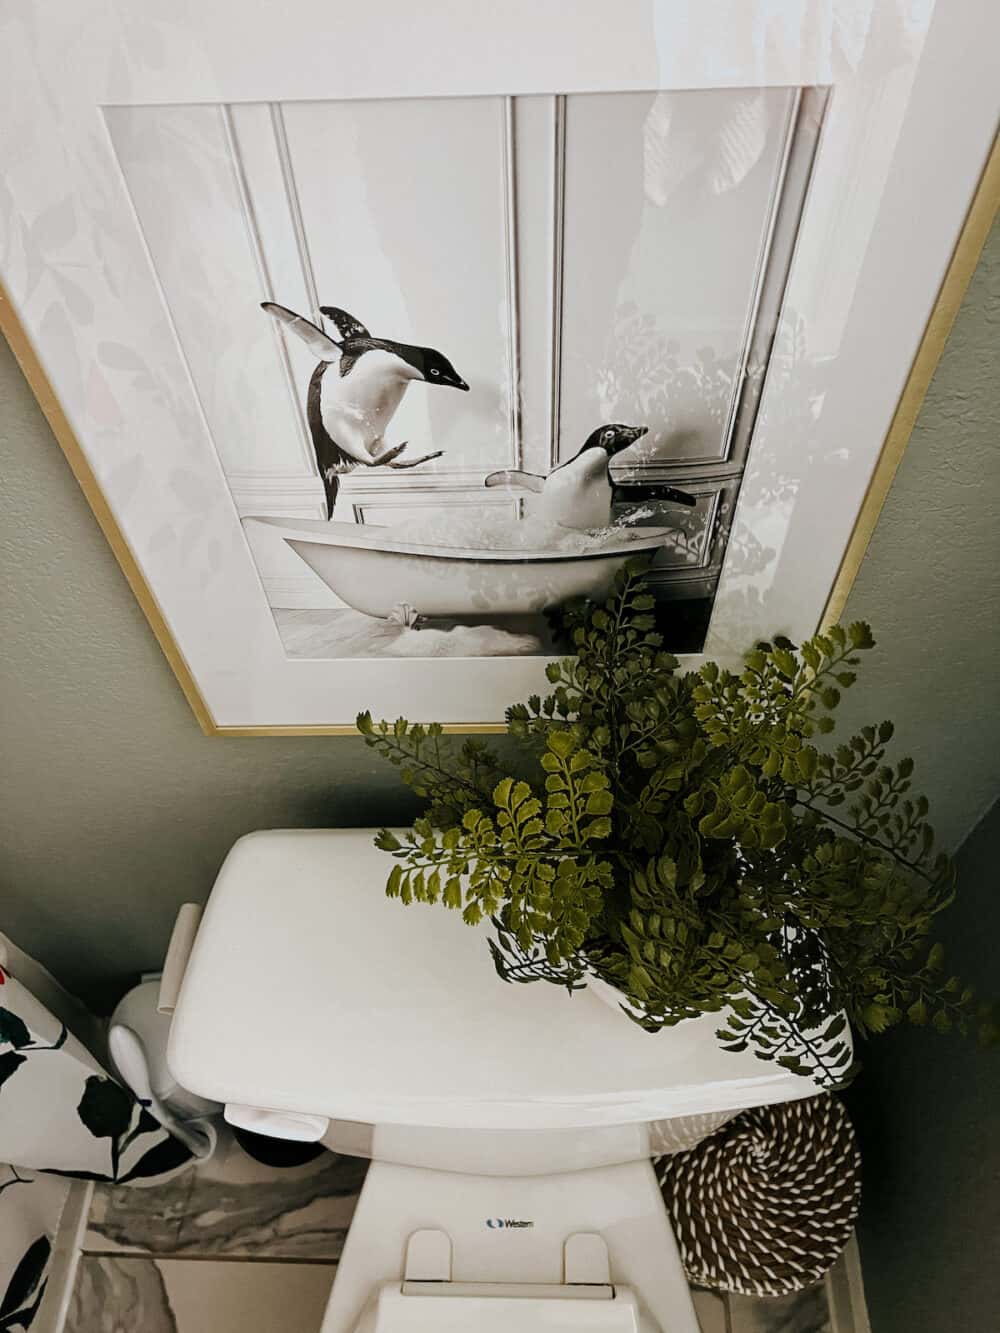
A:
656;1093;861;1297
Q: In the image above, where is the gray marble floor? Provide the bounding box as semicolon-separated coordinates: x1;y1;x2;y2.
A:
70;1133;845;1333
67;1257;335;1333
84;1135;367;1261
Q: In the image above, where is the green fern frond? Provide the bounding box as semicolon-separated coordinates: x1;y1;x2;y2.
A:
359;564;990;1090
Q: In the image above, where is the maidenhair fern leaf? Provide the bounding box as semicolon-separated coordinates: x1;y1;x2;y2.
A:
359;561;995;1089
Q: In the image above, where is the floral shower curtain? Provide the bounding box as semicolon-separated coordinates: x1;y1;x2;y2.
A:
0;935;194;1328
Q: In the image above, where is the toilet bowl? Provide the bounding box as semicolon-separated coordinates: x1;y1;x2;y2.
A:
167;830;837;1332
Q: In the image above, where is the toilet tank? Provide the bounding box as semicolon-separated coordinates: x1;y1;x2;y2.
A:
169;831;832;1160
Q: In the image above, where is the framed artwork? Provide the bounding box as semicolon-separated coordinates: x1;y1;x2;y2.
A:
1;1;997;733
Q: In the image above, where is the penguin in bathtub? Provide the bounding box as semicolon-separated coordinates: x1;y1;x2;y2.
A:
485;425;697;530
261;302;469;518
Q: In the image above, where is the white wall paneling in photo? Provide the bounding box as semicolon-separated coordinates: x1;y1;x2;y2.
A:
104;89;818;627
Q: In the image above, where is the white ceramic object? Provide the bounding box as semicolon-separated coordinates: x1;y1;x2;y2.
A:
246;517;672;620
169;830;824;1129
357;1283;644;1333
168;829;832;1333
110;979;222;1121
585;974;651;1023
333;1161;680;1331
109;978;221;1157
349;1203;653;1330
108;1024;215;1158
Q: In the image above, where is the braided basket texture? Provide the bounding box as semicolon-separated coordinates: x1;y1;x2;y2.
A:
656;1093;861;1297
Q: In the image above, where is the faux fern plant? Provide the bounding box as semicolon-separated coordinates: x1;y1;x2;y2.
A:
358;560;995;1088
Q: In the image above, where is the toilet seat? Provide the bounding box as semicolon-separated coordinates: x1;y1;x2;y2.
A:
319;1157;693;1333
354;1230;643;1331
357;1282;643;1331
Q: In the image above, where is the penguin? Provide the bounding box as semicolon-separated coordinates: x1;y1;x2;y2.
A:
261;302;469;518
486;424;649;530
486;425;699;529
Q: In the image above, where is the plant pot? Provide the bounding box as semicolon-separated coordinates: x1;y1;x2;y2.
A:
586;973;649;1022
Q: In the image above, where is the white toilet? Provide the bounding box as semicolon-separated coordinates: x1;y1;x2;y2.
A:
167;830;830;1333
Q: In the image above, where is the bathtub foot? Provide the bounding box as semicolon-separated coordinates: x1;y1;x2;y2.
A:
387;602;423;629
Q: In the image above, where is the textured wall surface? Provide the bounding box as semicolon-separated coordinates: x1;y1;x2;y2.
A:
837;215;1000;849
846;797;1000;1333
0;336;420;1002
817;220;999;1332
1;220;998;1005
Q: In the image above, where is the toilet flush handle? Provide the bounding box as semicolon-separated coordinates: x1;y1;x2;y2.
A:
224;1104;330;1142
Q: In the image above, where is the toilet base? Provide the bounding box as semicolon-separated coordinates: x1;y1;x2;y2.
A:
320;1158;699;1333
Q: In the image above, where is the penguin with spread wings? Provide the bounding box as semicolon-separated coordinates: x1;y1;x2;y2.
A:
262;302;469;518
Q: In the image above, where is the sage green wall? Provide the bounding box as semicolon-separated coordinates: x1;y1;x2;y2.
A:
845;796;1000;1333
0;338;422;1002
1;220;998;1005
839;217;1000;1332
836;214;1000;851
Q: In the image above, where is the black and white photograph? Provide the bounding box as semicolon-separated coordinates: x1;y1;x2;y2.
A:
101;88;819;662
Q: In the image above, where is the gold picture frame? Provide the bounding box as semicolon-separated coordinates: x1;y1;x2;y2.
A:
3;134;996;737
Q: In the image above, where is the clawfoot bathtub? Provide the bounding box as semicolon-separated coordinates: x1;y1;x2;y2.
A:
244;516;669;621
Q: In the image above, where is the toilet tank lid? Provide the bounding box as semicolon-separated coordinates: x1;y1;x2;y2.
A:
168;831;836;1130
